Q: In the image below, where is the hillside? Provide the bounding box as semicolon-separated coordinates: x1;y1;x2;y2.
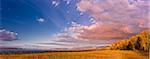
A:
109;30;150;51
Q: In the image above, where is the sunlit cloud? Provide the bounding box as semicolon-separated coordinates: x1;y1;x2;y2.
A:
55;0;149;41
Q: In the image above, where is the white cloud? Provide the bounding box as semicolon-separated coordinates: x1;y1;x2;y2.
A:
64;0;71;5
37;18;45;23
52;1;60;7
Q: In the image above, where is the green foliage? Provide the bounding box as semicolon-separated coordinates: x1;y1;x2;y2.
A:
109;30;150;51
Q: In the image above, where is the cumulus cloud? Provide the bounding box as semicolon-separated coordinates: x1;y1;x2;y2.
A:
0;29;18;41
56;0;149;41
52;0;60;7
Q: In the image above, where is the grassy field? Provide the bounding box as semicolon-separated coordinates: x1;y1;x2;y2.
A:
0;50;149;59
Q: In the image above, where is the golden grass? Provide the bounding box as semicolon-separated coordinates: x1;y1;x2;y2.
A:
0;50;149;59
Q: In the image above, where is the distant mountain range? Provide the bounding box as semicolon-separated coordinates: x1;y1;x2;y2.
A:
108;30;149;51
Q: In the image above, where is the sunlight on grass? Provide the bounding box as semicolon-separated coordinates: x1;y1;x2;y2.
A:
0;50;149;59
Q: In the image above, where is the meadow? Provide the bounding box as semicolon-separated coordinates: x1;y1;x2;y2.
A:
0;50;149;59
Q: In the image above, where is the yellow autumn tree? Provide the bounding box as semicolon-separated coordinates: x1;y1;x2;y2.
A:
109;30;149;51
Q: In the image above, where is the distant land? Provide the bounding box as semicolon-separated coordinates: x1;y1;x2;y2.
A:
0;45;107;54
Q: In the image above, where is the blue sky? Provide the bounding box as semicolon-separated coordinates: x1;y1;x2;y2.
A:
0;0;93;47
0;0;148;48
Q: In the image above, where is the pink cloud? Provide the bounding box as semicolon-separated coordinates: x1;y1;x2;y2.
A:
0;29;18;41
55;0;149;41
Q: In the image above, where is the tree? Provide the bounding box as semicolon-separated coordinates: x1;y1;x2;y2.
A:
135;37;141;50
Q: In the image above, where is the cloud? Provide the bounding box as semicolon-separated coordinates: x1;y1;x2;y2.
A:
0;29;18;41
37;18;45;23
64;0;71;5
52;0;60;7
55;0;149;41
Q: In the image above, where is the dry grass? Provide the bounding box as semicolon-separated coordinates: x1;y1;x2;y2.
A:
0;50;149;59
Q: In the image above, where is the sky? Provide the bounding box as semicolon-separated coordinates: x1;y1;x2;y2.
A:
0;0;149;49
